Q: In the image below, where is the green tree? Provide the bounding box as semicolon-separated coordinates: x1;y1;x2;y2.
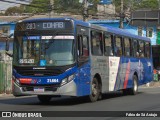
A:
5;5;24;16
54;0;99;15
54;0;81;13
133;0;158;10
113;0;130;13
24;0;50;14
113;0;159;13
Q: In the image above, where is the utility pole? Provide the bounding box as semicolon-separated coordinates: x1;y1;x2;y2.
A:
83;0;88;22
119;0;124;28
49;0;54;18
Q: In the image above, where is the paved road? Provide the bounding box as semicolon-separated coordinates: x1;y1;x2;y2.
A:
0;87;160;120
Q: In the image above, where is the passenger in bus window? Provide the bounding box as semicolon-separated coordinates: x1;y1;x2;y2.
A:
139;49;144;57
117;49;122;56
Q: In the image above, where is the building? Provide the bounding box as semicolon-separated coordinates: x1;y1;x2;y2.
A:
98;0;115;15
0;16;28;53
130;10;160;45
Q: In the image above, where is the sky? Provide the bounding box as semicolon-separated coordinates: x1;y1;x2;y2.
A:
0;0;31;11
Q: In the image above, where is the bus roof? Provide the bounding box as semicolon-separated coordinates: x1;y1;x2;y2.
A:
20;17;150;42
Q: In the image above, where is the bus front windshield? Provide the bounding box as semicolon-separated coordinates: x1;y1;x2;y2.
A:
13;35;75;67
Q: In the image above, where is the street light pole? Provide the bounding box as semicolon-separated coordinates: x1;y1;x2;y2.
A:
83;0;88;22
49;0;54;18
119;0;124;28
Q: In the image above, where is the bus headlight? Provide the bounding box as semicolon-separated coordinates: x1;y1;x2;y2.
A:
61;74;75;86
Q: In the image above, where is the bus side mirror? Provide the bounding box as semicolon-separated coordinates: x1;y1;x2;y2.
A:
6;33;13;57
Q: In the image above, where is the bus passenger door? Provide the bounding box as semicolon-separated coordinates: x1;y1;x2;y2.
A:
76;26;90;96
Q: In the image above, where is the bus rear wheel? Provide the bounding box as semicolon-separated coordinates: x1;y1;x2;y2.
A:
123;75;138;95
37;95;52;103
89;78;101;102
130;75;138;95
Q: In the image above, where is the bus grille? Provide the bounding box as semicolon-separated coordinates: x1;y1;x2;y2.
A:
14;67;63;76
22;84;59;92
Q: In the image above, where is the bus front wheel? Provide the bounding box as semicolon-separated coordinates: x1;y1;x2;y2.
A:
37;95;52;103
89;78;101;102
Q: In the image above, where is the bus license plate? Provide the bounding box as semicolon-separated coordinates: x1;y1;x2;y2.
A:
34;87;44;92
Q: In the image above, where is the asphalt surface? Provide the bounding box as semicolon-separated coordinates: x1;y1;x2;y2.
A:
0;87;160;120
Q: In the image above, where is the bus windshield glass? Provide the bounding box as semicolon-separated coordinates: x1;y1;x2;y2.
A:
13;35;75;66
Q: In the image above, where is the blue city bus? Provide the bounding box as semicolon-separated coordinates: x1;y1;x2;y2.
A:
9;18;153;103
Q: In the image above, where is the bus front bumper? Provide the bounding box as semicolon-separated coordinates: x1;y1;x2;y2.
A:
12;80;77;97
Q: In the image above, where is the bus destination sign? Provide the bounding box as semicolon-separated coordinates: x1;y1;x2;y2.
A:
25;22;67;30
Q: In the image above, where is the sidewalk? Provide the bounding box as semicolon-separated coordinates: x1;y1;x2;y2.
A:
141;81;160;88
0;93;13;98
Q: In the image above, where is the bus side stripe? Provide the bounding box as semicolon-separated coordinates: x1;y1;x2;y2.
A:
123;60;130;89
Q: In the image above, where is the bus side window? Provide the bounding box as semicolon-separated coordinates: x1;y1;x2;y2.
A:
77;35;83;57
145;42;151;58
115;36;123;56
124;38;131;56
133;40;139;57
104;33;113;56
82;36;89;56
139;41;144;58
91;31;103;56
77;35;89;57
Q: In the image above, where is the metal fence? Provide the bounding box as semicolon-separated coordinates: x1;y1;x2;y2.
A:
0;52;12;94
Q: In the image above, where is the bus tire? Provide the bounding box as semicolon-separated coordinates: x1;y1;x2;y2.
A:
123;75;138;95
89;77;100;102
37;95;52;103
130;75;138;95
